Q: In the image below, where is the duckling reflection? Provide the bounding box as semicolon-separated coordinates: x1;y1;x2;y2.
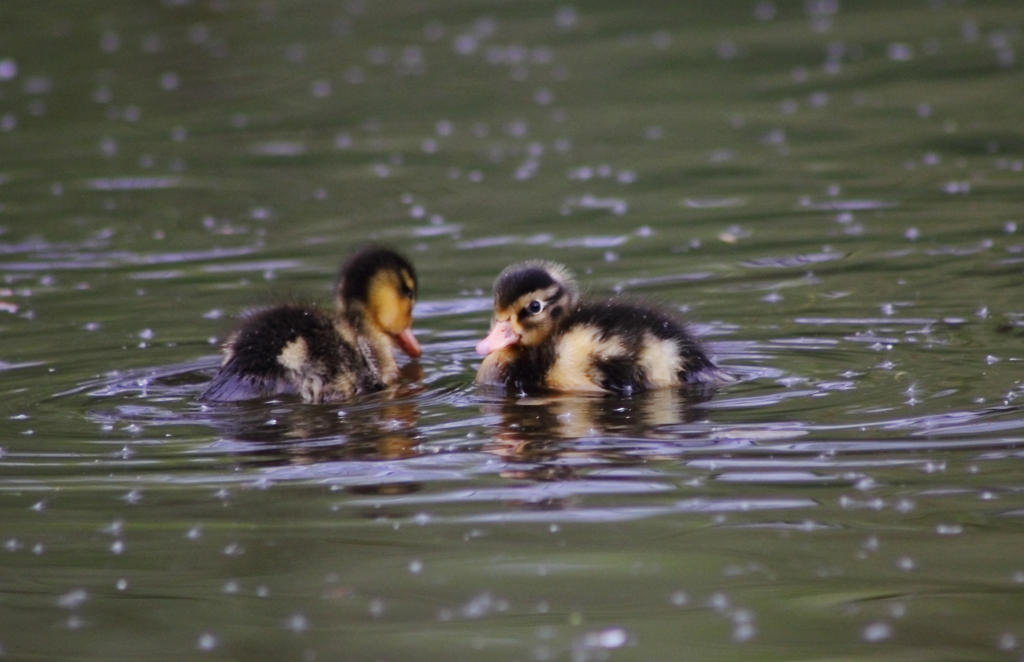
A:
482;386;712;465
198;368;423;474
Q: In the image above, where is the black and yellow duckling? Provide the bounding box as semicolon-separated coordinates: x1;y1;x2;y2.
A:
200;246;420;403
475;260;724;395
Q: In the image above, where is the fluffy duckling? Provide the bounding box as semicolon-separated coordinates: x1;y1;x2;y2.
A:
475;261;723;395
200;246;420;403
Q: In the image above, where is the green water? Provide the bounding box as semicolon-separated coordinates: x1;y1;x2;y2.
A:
2;1;1024;660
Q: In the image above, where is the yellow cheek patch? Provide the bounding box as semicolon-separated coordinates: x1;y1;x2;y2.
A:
545;325;627;392
369;271;413;334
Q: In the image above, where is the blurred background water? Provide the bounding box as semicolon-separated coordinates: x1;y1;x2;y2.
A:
2;1;1024;660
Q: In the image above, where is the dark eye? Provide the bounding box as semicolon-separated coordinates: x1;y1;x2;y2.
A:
526;300;543;314
399;279;415;298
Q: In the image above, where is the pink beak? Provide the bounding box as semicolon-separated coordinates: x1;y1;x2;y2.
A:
475;320;520;356
393;328;422;358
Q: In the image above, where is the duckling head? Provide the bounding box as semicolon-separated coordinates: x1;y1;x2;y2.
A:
476;260;579;356
336;247;421;357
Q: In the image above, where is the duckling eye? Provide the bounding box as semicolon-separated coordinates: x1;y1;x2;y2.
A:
526;300;543;315
398;278;415;298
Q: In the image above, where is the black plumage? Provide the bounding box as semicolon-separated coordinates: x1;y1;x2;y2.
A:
199;304;375;402
495;266;557;309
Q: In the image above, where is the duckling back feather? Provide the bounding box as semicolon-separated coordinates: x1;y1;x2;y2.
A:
199;304;372;402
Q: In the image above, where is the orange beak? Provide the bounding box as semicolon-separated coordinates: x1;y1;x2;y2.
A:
475;320;520;356
393;327;421;358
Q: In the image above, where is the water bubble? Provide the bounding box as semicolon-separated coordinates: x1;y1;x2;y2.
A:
222;542;244;556
555;6;578;30
580;627;628;649
669;591;689;606
100;30;121;53
616;169;637;184
733;621;756;642
452;33;478;55
708;592;730;611
99;136;118;156
0;58;17;81
887;43;914;61
311;80;332;98
286;612;308;632
197;632;217;651
57;588;88;609
809;91;829;107
862;621;892;642
464;593;508;619
159;72;179;91
716;40;739;59
942;180;970;195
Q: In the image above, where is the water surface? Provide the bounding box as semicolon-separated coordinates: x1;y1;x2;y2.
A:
2;1;1024;660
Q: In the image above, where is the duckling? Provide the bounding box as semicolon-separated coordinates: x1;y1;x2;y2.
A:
200;246;420;403
475;260;724;395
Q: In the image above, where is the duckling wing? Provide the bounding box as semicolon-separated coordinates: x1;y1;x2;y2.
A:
200;304;338;402
593;356;643;396
198;367;297;402
572;299;720;390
